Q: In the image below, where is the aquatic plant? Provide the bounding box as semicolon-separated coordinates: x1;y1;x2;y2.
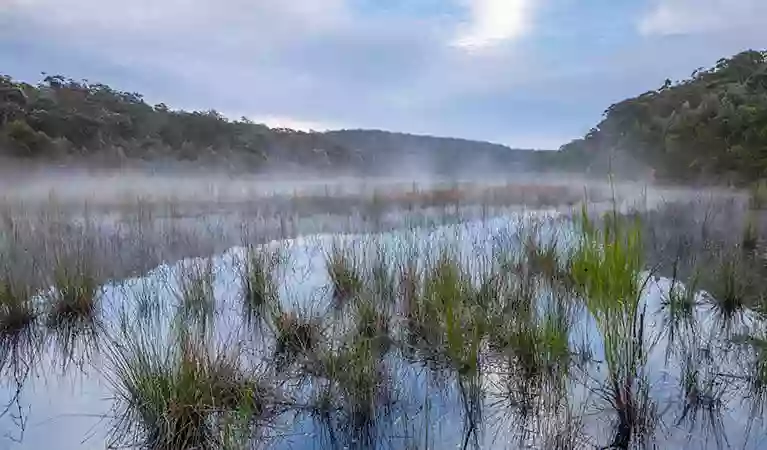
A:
107;332;276;450
570;207;656;448
325;243;364;307
308;336;393;449
674;349;729;449
422;251;485;374
0;275;37;372
707;255;749;330
45;262;101;371
370;243;396;306
660;262;700;363
174;258;217;333
272;308;323;369
236;246;281;329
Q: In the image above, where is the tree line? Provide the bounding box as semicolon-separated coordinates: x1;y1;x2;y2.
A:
559;50;767;184
0;74;354;170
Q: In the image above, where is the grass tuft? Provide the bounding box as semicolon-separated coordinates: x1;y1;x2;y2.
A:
0;276;37;368
707;256;748;329
236;246;281;329
325;244;364;308
272;309;323;369
45;263;101;370
107;332;276;450
175;258;217;333
569;207;656;448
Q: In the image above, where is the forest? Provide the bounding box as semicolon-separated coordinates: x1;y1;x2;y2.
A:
0;74;547;175
2;49;767;182
560;49;767;184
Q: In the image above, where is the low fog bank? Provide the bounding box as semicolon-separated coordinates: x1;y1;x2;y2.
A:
0;163;596;205
0;158;739;214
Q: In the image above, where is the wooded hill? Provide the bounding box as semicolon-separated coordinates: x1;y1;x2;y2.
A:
4;50;764;183
0;74;549;175
558;50;767;184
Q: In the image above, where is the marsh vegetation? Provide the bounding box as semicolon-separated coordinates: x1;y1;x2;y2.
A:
0;175;765;449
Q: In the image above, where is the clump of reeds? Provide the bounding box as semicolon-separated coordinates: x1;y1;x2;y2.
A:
674;349;729;449
235;246;281;329
660;262;699;362
370;245;396;306
107;332;275;450
0;275;38;371
422;251;486;374
45;262;101;370
707;256;749;330
309;337;392;448
729;332;767;423
174;258;217;333
325;244;363;308
272;308;323;368
569;207;656;448
353;297;392;356
523;230;565;283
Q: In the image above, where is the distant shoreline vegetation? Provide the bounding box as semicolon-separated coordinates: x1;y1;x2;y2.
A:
0;73;554;176
559;50;767;185
3;49;767;184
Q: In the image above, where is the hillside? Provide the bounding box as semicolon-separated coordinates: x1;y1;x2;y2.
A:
324;129;554;175
0;74;357;171
0;73;550;175
558;50;767;184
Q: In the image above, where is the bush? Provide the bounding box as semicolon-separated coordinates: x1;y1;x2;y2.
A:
3;119;52;156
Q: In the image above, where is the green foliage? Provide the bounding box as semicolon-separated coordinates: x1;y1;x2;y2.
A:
0;73;357;167
570;207;656;445
2;119;52;156
272;309;322;367
0;71;563;172
175;259;217;333
107;332;271;450
325;244;364;307
236;246;280;328
0;275;37;371
560;50;767;183
45;263;101;370
420;252;486;374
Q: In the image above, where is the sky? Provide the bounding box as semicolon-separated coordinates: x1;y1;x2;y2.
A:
1;0;766;149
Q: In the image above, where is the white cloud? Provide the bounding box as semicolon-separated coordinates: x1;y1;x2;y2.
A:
452;0;535;49
248;115;341;132
639;0;767;36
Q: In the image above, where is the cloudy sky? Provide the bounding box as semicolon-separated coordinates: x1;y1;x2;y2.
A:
1;0;765;149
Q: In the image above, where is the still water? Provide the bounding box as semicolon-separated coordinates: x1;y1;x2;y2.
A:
2;212;765;449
